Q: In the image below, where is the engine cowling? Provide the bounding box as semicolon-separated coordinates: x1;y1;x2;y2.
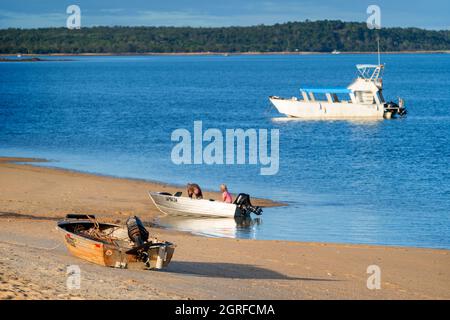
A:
126;216;149;247
234;193;263;216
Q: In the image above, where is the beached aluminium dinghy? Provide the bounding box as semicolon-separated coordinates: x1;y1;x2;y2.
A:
57;214;175;269
148;191;262;218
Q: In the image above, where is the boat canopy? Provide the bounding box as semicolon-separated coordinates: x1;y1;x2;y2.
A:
300;87;351;94
356;64;380;69
356;64;384;81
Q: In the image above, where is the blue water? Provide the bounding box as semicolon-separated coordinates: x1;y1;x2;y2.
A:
1;54;449;249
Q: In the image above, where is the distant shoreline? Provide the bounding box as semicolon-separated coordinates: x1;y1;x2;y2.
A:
1;50;449;57
0;57;74;62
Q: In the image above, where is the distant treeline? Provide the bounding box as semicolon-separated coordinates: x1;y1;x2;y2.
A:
1;20;449;54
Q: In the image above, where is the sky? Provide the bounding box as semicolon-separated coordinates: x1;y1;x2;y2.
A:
0;0;448;30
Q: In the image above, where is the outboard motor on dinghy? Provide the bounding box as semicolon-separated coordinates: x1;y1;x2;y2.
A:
126;216;149;247
234;193;263;216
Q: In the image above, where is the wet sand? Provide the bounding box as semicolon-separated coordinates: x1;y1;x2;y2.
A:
0;157;449;299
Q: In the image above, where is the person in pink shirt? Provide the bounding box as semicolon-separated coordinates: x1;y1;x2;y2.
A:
220;184;233;203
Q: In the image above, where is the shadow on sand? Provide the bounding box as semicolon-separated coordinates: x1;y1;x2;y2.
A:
166;261;341;281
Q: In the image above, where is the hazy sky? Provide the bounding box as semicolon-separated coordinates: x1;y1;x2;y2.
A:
0;0;448;29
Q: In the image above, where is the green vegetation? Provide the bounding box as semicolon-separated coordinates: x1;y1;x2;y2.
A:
1;20;449;54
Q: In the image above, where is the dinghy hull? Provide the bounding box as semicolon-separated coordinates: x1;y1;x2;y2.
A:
149;192;241;218
57;216;175;269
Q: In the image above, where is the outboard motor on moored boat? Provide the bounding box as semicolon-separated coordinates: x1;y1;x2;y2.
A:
398;98;407;117
126;216;149;247
234;193;263;216
384;98;407;118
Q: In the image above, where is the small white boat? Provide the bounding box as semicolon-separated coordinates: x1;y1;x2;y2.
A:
269;64;407;120
158;215;260;238
148;191;262;218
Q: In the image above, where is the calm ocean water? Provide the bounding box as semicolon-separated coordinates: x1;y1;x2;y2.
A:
1;54;449;249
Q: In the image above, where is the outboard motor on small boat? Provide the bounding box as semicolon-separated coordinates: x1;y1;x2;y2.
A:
384;100;407;118
398;105;408;117
126;216;149;247
234;193;263;216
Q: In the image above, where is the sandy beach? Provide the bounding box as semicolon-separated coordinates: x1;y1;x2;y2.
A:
0;157;449;300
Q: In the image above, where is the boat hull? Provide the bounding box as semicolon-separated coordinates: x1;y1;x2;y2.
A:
57;220;175;269
269;96;385;119
149;192;241;218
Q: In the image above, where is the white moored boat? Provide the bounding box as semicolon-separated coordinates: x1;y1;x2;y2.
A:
148;191;262;218
269;64;407;120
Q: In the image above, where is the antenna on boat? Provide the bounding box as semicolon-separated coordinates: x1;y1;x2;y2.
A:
377;35;381;66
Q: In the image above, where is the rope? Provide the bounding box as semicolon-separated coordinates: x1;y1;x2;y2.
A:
75;216;122;247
